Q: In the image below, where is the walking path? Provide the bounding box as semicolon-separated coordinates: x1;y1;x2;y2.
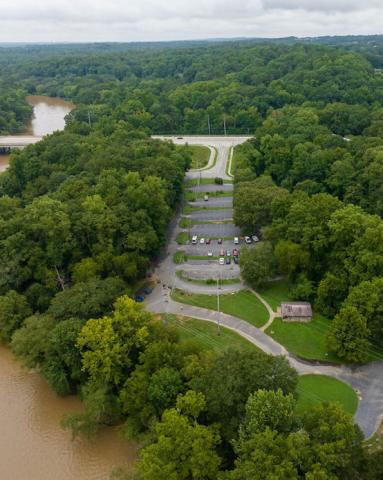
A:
146;136;383;438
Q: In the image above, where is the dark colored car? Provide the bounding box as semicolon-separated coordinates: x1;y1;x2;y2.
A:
233;256;238;264
206;238;211;245
135;295;145;302
143;287;153;295
217;238;222;244
225;257;231;264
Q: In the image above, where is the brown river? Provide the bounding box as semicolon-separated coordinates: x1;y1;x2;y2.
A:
0;95;75;171
0;97;137;479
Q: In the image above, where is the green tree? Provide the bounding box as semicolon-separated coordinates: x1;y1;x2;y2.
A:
239;389;296;438
239;243;276;289
191;350;297;443
42;318;85;396
77;295;152;387
327;306;371;362
11;314;56;368
137;391;221;480
0;290;31;343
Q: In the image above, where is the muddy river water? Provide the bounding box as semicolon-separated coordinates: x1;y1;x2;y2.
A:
0;97;137;479
0;95;75;171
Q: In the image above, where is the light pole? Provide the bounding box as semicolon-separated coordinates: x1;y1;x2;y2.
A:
216;275;221;336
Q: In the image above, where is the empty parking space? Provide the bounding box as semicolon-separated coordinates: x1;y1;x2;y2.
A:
191;197;233;208
189;209;233;221
190;223;241;237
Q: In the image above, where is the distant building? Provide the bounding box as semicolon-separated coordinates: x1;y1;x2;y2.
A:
281;302;313;323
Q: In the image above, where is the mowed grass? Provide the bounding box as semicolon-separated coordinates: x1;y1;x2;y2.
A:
171;289;269;328
188;145;211;169
258;279;291;312
165;315;260;353
296;374;358;415
265;314;342;362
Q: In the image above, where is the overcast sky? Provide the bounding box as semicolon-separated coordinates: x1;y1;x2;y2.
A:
1;0;382;43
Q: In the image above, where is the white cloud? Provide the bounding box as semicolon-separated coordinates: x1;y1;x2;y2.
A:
0;0;381;42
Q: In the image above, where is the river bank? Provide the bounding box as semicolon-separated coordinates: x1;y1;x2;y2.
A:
0;346;136;480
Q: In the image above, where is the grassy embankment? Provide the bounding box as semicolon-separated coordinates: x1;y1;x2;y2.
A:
296;374;358;415
165;314;260;353
175;270;241;285
171;289;269;328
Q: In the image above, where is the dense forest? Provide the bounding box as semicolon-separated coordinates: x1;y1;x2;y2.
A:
2;37;383;478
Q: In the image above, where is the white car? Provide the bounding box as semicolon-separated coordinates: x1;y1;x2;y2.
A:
204;195;209;202
252;235;259;242
234;237;239;245
192;235;198;244
219;257;225;265
208;251;213;257
200;238;205;244
245;236;252;244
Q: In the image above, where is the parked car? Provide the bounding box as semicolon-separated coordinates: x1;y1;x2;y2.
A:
252;235;259;242
233;249;238;257
135;295;145;302
225;257;231;264
208;251;213;257
220;249;225;256
234;237;239;244
233;256;238;264
219;257;225;265
206;238;211;245
204;194;209;201
143;287;153;295
200;238;205;244
192;235;198;244
217;238;222;244
245;236;252;244
226;250;231;256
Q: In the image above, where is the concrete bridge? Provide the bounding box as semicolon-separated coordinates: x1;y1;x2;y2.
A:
0;136;43;153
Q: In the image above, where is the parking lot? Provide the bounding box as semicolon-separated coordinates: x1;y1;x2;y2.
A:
189;209;233;221
191;197;233;208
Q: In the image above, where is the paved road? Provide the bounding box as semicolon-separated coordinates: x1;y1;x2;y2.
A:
147;135;383;438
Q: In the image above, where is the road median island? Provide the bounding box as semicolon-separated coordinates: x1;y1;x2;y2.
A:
296;374;358;416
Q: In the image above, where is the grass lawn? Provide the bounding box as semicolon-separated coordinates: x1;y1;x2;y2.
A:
190;220;233;225
165;315;260;353
296;374;358;415
171;289;269;328
187;255;219;261
183;204;232;214
185;178;233;187
187;145;211;169
265;314;342;362
176;270;241;285
179;217;191;228
173;251;186;264
198;190;233;198
258;279;291;312
176;232;189;245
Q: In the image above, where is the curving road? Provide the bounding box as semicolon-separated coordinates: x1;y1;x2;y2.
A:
146;136;383;438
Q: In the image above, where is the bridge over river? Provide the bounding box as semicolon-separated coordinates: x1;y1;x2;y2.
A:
0;136;43;153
